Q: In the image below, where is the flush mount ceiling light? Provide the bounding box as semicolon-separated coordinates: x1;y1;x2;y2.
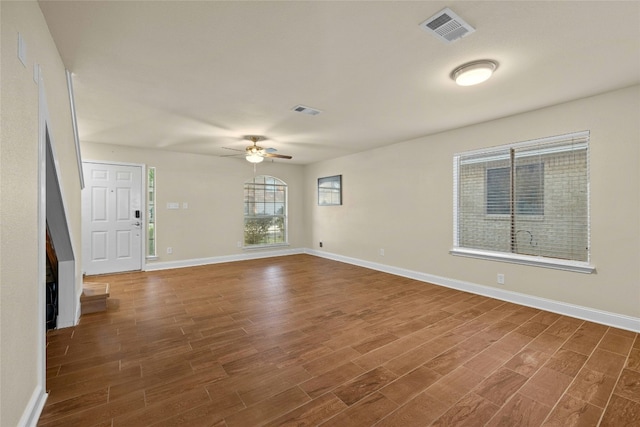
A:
451;60;498;86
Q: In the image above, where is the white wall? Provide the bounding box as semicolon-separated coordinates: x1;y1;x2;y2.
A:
80;143;307;267
306;85;640;321
0;1;81;425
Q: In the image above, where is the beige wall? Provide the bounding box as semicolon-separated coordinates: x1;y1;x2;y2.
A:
306;85;640;319
1;1;81;425
81;143;307;265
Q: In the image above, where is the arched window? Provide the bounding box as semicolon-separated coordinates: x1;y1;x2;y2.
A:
244;175;288;247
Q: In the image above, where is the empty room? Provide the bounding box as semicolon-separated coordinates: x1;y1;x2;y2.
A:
1;1;639;426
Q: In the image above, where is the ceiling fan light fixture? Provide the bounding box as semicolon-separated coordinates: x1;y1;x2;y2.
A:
452;60;498;86
246;153;264;163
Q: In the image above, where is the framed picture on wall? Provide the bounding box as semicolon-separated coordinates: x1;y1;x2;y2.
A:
318;175;342;206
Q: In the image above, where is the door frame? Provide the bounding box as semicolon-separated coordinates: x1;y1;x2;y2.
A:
81;160;147;275
31;64;49;427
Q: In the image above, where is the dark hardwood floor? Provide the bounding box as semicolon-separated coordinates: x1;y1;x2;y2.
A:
39;254;640;426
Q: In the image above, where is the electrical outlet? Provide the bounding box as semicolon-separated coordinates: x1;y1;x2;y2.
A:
167;247;173;254
237;241;242;248
497;273;505;285
319;242;323;248
379;248;385;256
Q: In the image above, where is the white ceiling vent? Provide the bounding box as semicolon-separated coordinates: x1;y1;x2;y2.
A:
419;8;475;43
292;105;322;116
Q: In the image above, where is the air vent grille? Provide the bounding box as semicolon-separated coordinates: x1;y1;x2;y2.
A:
420;8;475;43
292;105;322;116
426;13;452;31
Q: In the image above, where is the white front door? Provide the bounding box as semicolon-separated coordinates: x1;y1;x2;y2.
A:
82;162;144;275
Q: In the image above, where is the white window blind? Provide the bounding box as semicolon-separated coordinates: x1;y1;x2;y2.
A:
452;131;593;273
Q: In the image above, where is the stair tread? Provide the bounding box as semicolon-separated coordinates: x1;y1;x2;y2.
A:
81;282;110;300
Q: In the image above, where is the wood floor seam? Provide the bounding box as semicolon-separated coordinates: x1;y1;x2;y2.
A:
39;255;639;426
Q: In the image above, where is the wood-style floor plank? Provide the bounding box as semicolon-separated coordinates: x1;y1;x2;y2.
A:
39;254;639;426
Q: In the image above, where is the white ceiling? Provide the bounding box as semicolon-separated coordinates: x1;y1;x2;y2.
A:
39;1;640;165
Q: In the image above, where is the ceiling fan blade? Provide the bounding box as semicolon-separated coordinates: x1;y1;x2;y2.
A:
221;146;245;152
263;153;292;159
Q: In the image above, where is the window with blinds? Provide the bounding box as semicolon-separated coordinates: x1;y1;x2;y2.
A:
451;131;593;273
244;175;288;247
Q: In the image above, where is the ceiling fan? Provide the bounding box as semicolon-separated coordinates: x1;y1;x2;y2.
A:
222;136;293;163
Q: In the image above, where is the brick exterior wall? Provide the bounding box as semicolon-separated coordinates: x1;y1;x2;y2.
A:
458;150;588;261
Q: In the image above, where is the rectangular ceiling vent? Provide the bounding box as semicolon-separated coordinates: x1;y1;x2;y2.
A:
419;8;475;43
292;105;322;116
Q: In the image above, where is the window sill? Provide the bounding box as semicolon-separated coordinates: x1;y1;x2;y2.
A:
450;247;595;274
243;243;290;250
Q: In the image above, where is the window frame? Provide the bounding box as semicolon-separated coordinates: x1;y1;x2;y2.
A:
451;131;594;274
486;163;544;217
243;175;289;249
318;175;342;206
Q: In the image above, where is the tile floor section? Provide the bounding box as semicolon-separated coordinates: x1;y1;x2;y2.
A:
39;255;640;426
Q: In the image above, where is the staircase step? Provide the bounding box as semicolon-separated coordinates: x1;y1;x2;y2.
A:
81;282;110;315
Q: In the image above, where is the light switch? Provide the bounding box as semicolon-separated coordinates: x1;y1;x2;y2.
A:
167;202;179;209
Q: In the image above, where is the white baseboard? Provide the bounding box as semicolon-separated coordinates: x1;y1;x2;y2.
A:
306;249;640;333
74;293;82;325
57;316;77;329
17;385;48;427
145;247;305;271
57;294;81;329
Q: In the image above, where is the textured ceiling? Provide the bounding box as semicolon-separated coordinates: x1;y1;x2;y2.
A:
39;1;640;164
